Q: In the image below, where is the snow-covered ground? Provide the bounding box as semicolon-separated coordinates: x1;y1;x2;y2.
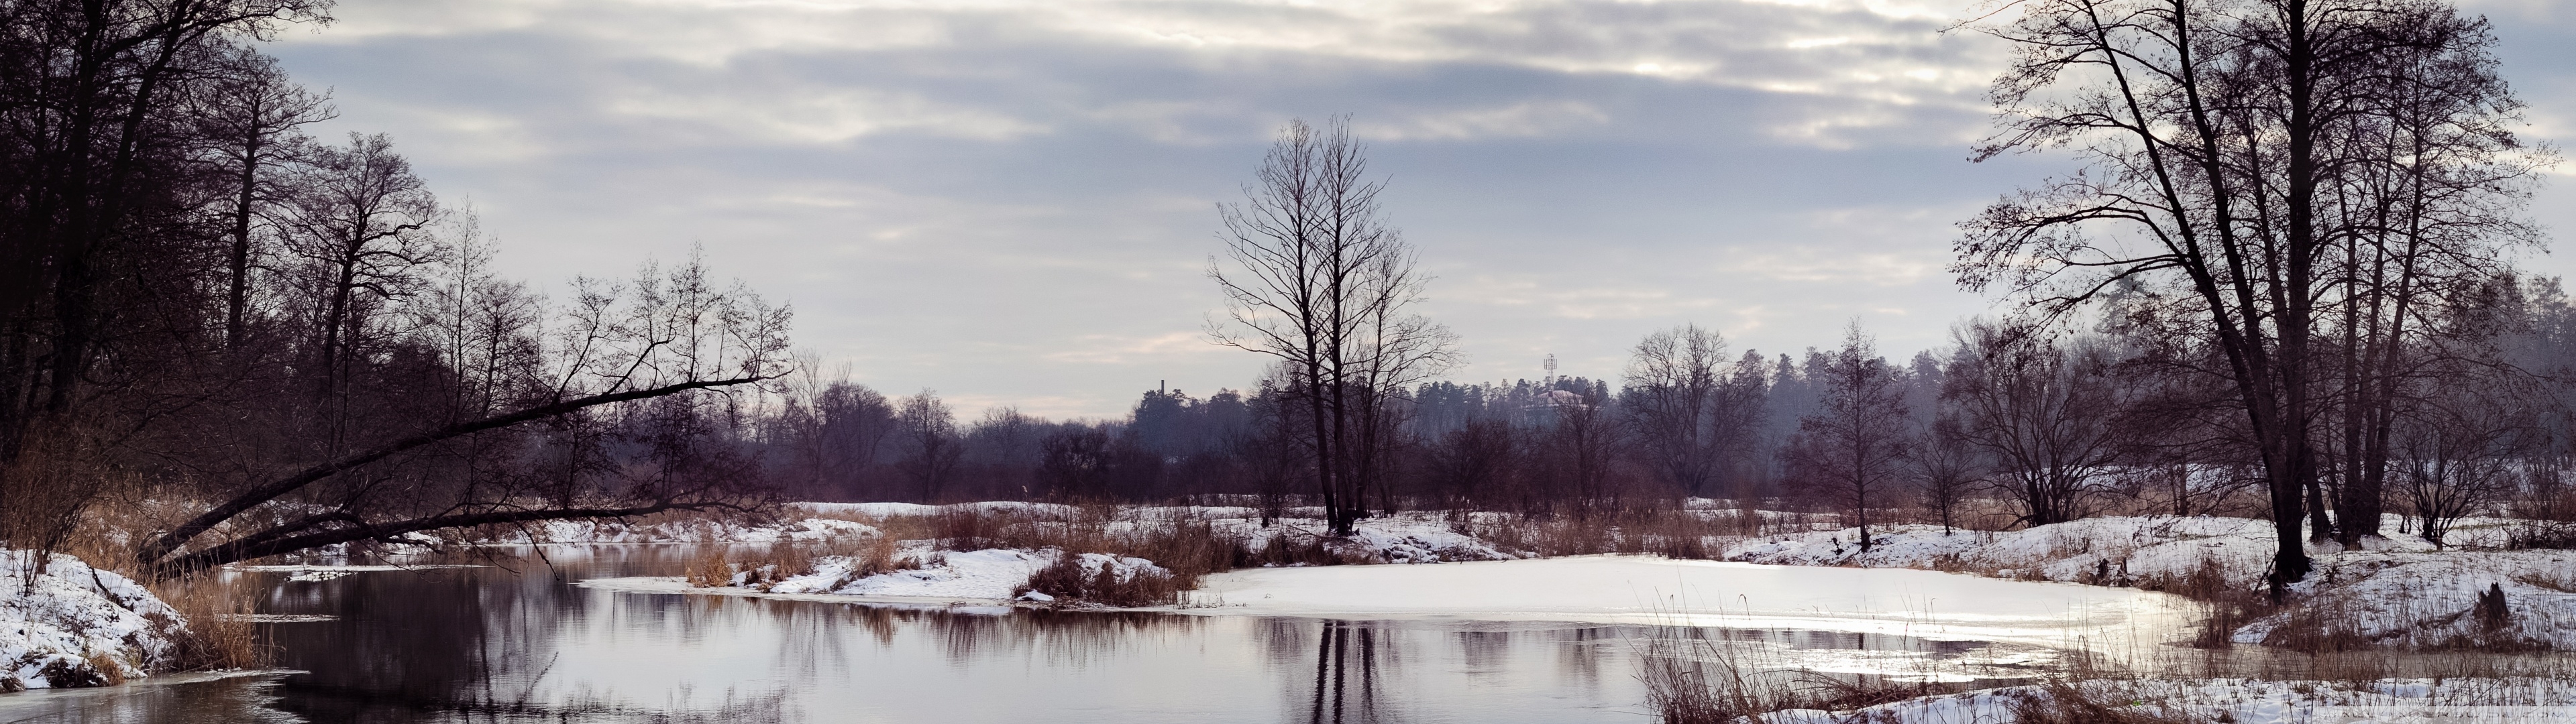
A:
587;545;1173;603
566;503;2576;652
1721;516;2576;650
0;550;184;691
1760;676;2576;723
1185;555;2191;650
474;515;878;544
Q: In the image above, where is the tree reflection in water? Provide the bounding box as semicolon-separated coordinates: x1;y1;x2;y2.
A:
1303;619;1393;723
140;546;2096;724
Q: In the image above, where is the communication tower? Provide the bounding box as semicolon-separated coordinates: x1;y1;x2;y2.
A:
1543;354;1557;385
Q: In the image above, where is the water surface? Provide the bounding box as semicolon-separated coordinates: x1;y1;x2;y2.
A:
2;546;2067;723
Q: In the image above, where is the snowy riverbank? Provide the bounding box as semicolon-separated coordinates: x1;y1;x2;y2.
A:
584;553;2196;652
0;550;184;691
1723;516;2576;650
570;502;2576;652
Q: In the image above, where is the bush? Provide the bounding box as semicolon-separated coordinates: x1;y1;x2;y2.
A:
1015;550;1184;607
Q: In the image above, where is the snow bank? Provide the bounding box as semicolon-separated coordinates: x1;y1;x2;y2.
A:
483;516;878;544
1185;555;2192;650
1;550;184;691
1761;676;2576;724
770;548;1046;599
1724;516;2288;585
2239;549;2576;649
1214;511;1520;563
1724;516;2576;650
586;546;1169;605
788;501;1078;519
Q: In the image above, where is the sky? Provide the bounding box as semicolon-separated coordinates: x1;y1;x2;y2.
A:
263;0;2576;420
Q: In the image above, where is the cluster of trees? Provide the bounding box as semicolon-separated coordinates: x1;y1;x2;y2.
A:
1957;0;2556;588
760;286;2576;566
6;0;2558;596
0;1;790;576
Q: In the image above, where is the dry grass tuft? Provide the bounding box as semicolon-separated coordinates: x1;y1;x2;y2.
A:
1016;550;1187;607
2007;678;2207;724
1464;509;1726;559
1633;630;1801;724
146;575;265;670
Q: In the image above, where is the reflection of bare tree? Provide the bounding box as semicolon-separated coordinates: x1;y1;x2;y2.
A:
1305;619;1396;724
1553;627;1607;688
1456;629;1509;674
892;607;1205;669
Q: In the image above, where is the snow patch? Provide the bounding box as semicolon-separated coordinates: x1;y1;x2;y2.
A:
1;550;184;691
1185;555;2192;652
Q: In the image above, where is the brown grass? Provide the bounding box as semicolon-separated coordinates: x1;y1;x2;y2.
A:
688;534;923;591
1461;509;1727;559
2006;679;2207;724
1014;550;1188;607
146;575;266;671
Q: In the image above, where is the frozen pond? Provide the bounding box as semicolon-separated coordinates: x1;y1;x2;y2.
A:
0;546;2157;723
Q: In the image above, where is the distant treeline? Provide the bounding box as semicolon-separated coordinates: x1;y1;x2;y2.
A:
758;287;2576;550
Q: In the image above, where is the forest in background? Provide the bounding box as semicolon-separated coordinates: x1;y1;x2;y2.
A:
1;0;2569;599
0;1;790;577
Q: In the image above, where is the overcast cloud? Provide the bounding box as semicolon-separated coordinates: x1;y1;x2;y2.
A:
264;0;2576;419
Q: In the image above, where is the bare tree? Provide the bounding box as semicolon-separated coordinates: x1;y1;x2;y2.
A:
136;256;792;576
1943;319;2126;526
1208;115;1456;536
1915;416;1982;534
188;44;331;347
1427;417;1515;510
1544;386;1624;516
1955;0;2544;587
1783;324;1913;550
276;133;445;402
896;389;961;502
1623;324;1730;497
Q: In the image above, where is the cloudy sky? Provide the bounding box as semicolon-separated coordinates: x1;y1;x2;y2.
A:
264;0;2576;419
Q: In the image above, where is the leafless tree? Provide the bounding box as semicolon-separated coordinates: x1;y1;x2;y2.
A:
2395;370;2536;545
135;256;792;576
276;133;445;402
1536;385;1623;516
1427;417;1515;510
1208;115;1457;536
1783;324;1912;550
896;389;962;502
1943;319;2127;526
1623;324;1733;497
187;44;331;347
1915;416;1983;534
1955;0;2544;586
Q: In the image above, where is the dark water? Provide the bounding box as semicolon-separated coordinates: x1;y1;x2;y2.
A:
1;546;2058;723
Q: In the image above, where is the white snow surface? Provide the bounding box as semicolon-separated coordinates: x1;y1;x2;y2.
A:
0;550;183;691
768;548;1047;599
582;504;2576;651
1721;516;2576;650
1760;676;2576;723
1185;555;2192;650
586;547;1171;604
481;516;878;544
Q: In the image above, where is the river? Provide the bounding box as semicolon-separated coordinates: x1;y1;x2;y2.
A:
0;545;2081;723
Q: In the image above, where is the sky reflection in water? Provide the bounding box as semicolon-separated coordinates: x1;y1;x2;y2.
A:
1;546;2059;723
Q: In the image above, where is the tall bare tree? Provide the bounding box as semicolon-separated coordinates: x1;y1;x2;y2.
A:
1209;116;1456;536
1955;0;2542;587
896;389;961;502
277;133;444;404
1783;324;1912;551
1943;320;2127;526
188;44;331;347
1623;324;1729;497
